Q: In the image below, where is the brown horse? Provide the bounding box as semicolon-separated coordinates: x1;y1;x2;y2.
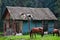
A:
53;29;60;36
30;27;44;38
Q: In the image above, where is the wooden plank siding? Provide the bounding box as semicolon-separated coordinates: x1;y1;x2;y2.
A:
48;21;54;33
2;6;58;35
22;20;42;34
3;9;10;35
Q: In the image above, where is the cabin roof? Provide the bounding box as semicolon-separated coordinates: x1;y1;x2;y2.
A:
3;6;57;20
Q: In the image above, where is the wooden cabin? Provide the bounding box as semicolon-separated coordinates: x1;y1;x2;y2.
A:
2;6;57;36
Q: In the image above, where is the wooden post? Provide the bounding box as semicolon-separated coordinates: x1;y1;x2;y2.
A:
28;19;30;33
42;21;45;31
3;20;10;36
3;21;6;36
13;20;16;35
7;20;10;28
54;21;57;29
42;21;44;27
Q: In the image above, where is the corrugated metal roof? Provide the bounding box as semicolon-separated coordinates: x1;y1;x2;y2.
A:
6;6;57;20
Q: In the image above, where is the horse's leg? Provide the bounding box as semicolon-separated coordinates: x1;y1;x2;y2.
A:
40;32;44;37
32;32;36;38
55;32;57;36
53;32;55;36
35;33;36;38
42;32;44;37
31;33;33;38
30;32;31;38
57;31;59;36
30;30;33;38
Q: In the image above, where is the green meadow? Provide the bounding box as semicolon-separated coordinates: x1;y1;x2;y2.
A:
0;34;60;40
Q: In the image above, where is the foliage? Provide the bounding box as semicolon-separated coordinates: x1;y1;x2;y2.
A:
0;0;60;29
1;0;57;12
55;0;60;17
1;0;58;18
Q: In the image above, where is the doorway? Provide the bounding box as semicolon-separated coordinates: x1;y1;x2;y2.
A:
16;21;23;33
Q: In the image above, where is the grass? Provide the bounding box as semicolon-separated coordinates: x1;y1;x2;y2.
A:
0;34;60;40
0;32;3;34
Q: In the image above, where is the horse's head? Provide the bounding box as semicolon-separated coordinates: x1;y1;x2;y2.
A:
39;27;43;30
39;27;43;32
53;29;59;32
